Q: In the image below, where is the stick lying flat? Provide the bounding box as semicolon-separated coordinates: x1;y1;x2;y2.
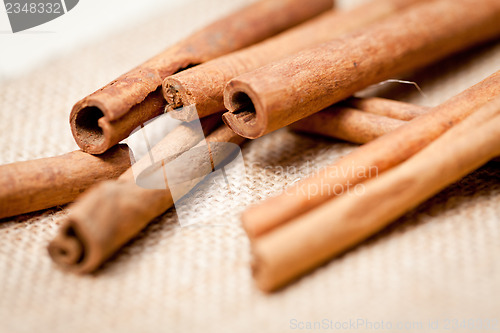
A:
163;0;424;122
121;113;222;181
70;0;331;154
253;95;500;292
48;124;244;274
290;107;407;144
0;96;411;221
0;145;131;220
223;0;500;139
242;71;500;239
345;97;429;121
290;98;427;144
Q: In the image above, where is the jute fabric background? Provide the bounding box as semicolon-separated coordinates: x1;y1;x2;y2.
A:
0;0;499;332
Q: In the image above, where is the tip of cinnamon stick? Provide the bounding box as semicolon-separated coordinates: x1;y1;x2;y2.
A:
250;243;282;293
163;84;184;111
223;82;266;139
250;247;270;292
70;103;110;154
241;210;263;240
162;81;202;122
48;223;84;268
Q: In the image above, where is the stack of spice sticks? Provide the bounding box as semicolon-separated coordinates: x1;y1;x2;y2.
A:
0;0;499;292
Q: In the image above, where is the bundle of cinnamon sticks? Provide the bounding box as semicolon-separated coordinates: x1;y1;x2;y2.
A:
1;0;499;293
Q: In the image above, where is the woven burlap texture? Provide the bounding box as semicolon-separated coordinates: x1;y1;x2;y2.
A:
1;0;499;332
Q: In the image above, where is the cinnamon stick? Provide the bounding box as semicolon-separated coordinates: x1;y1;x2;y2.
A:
70;0;331;154
223;0;500;139
0;145;131;220
242;71;500;239
290;98;428;144
290;107;407;144
48;124;244;273
163;0;425;122
252;95;500;292
345;97;429;121
121;113;222;181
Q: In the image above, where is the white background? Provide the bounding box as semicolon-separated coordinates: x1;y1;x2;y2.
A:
0;0;189;81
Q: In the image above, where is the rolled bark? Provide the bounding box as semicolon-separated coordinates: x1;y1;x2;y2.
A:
70;0;332;154
223;0;500;139
252;95;500;292
0;145;131;220
121;113;222;181
242;71;500;239
290;98;427;143
290;107;407;144
48;124;244;274
345;97;429;121
163;0;425;122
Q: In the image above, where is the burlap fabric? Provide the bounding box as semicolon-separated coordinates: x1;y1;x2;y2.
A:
1;1;499;332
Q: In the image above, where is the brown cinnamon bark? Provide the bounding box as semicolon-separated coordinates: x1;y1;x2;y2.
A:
242;71;500;239
48;124;244;274
345;97;429;121
290;98;427;143
223;0;500;139
290;107;407;144
121;113;222;181
163;0;425;122
0;145;131;220
253;95;500;292
70;0;332;154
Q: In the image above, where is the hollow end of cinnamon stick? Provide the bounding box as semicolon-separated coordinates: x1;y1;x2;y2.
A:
71;90;166;154
70;103;108;154
222;81;266;139
48;180;167;274
48;223;85;268
70;101;137;155
162;80;200;122
164;84;183;110
48;200;120;274
48;219;104;274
